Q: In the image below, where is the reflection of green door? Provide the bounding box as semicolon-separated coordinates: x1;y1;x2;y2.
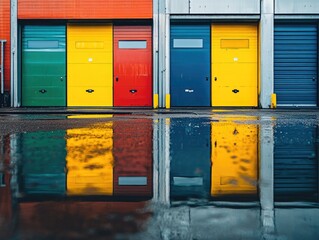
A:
22;25;66;106
20;131;66;195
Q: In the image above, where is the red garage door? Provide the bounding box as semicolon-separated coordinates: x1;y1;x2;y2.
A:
113;26;152;107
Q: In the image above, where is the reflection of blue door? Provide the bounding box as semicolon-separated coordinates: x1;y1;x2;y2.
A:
170;119;211;199
274;125;318;202
170;25;211;106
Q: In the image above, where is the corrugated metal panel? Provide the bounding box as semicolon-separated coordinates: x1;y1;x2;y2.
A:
190;0;260;14
275;0;319;14
212;24;258;107
170;25;211;106
274;24;318;106
20;131;66;196
113;26;152;107
113;119;153;198
22;25;66;106
274;125;318;202
18;0;152;19
170;118;211;199
0;0;11;91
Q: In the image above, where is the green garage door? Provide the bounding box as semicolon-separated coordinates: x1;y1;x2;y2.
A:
22;25;66;106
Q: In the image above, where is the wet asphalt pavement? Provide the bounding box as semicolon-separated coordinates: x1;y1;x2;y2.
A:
0;108;319;240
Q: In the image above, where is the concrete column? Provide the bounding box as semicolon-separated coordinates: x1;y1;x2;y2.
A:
259;116;275;238
153;0;159;108
158;0;170;108
0;40;6;95
165;7;170;109
10;0;18;107
158;1;165;108
260;0;274;108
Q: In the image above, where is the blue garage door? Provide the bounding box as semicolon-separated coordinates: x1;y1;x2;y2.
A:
170;25;211;106
274;23;318;106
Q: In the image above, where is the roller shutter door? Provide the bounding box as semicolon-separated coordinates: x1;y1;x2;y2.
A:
274;24;318;106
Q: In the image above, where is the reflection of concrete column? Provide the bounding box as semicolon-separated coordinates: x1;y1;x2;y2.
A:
0;136;3;172
152;118;170;205
149;118;177;239
259;116;275;238
9;134;19;198
158;118;170;204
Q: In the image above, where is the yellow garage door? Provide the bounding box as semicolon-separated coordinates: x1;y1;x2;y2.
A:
67;24;113;106
66;123;113;196
212;24;258;106
211;119;258;197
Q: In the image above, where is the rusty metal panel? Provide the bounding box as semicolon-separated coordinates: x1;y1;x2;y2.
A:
170;0;189;14
275;0;319;14
190;0;260;14
18;0;152;19
0;0;11;91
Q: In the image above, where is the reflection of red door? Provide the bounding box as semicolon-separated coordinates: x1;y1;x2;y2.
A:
114;26;152;106
113;119;153;198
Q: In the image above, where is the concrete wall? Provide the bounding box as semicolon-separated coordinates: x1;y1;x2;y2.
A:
169;0;260;14
276;0;319;14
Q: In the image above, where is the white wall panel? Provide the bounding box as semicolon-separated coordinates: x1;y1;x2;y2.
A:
189;0;260;14
276;0;319;14
170;0;189;14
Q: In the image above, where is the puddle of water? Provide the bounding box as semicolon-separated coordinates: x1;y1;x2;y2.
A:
0;116;318;239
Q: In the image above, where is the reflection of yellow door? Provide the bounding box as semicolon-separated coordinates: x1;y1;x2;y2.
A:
212;24;258;106
211;120;258;197
66;123;113;195
67;24;113;106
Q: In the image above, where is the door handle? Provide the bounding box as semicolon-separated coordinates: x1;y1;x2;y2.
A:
214;77;217;81
60;77;64;81
185;89;194;93
313;77;316;82
232;89;239;94
86;89;94;93
116;77;119;82
130;89;137;93
206;77;209;81
39;89;47;94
